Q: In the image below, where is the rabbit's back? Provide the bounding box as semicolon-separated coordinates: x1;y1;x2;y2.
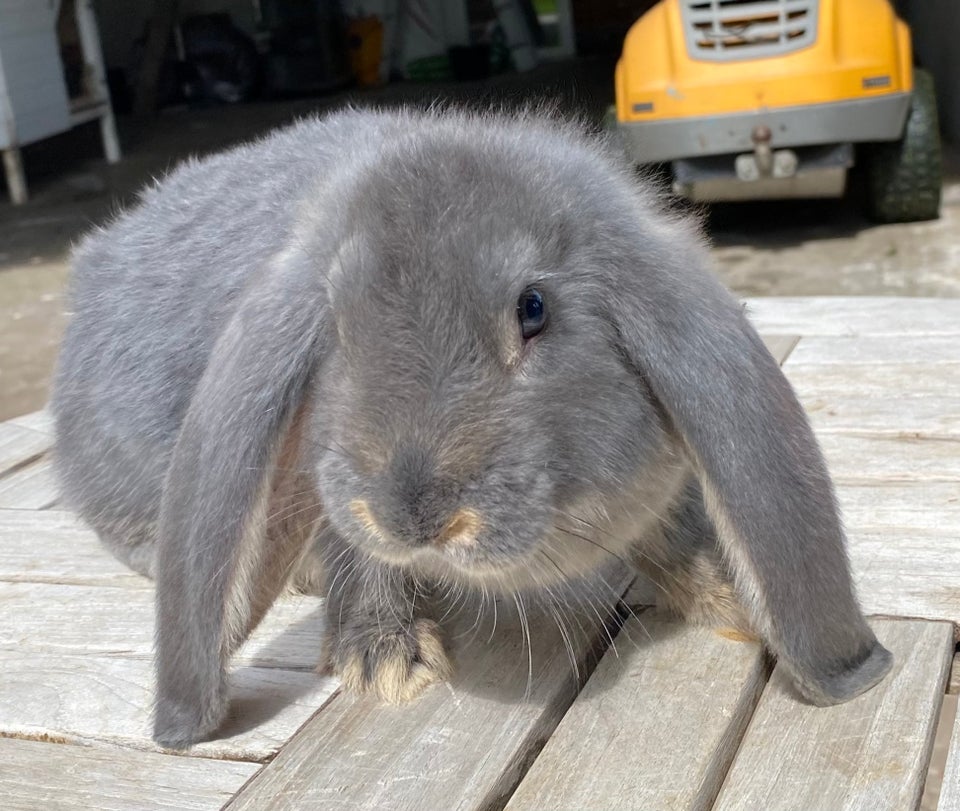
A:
51;110;390;567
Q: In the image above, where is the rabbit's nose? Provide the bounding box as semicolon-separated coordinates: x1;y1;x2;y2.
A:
361;444;472;548
389;445;441;522
350;499;482;550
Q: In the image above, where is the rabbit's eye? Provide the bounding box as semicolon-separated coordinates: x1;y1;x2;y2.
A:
517;288;547;340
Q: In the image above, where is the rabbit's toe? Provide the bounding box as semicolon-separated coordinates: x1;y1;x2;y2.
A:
332;619;453;703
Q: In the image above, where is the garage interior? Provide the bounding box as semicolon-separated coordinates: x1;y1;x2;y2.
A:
1;0;959;423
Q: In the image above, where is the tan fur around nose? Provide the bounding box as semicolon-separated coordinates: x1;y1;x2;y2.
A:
349;499;385;542
437;508;482;548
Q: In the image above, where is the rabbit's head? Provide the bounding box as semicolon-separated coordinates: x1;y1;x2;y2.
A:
308;124;687;590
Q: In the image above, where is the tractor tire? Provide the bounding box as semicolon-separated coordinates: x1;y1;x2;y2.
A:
864;68;942;223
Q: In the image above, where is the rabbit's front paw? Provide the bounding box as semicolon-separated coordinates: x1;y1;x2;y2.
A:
328;618;452;704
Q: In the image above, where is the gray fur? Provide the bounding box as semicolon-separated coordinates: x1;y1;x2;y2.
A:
51;107;891;749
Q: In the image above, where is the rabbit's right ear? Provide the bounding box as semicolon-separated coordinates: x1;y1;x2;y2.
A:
605;232;892;708
153;244;330;749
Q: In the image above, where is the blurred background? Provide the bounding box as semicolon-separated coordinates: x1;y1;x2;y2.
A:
1;0;959;421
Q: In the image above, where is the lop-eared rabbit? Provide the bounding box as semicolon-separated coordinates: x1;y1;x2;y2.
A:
52;108;891;748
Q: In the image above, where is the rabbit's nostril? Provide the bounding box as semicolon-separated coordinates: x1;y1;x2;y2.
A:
349;499;386;542
436;508;483;548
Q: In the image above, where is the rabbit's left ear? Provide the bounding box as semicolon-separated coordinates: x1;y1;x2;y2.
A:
609;249;891;705
153;245;330;749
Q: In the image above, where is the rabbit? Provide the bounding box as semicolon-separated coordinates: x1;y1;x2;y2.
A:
50;106;892;750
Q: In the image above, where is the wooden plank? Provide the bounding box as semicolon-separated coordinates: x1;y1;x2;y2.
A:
785;363;960;399
0;738;258;811
788;335;960;365
0;650;339;762
838;482;960;534
0;422;51;476
0;581;327;670
0;457;59;508
225;597;627;810
820;434;960;483
714;620;953;811
0;509;147;587
803;395;960;437
845;530;960;625
504;615;770;811
8;409;54;435
745;297;960;337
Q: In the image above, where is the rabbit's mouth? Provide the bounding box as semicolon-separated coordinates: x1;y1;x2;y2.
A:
344;501;548;584
350;526;616;594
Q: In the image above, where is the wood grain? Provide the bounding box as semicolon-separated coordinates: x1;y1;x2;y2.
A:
838;482;960;534
0;581;327;670
784;363;960;399
7;409;54;435
846;530;960;625
0;422;52;477
0;457;59;509
801;394;960;437
819;434;960;483
0;509;148;587
714;620;953;811
504;614;770;811
0;650;338;762
0;737;258;811
225;596;628;811
789;335;960;365
745;297;960;337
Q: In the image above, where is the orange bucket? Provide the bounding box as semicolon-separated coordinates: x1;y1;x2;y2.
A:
347;16;384;87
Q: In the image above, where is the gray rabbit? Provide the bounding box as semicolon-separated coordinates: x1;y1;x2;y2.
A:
51;107;891;749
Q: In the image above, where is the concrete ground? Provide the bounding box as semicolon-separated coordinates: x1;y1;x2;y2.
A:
1;56;959;421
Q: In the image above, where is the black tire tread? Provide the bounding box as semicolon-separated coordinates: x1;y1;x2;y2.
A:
865;68;942;223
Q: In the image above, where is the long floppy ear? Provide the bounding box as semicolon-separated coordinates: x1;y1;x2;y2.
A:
153;246;329;749
611;242;892;705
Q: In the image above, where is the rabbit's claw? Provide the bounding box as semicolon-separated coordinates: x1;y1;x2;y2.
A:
329;618;452;704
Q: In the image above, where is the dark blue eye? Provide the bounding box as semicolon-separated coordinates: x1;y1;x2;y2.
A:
517;287;547;340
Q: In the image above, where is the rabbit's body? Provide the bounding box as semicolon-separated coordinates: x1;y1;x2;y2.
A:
54;113;399;576
52;108;891;749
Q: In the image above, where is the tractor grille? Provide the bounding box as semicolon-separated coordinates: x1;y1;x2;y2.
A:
680;0;819;61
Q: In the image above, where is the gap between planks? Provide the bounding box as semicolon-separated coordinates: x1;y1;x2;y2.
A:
223;581;634;811
505;614;772;811
0;737;260;811
0;423;52;481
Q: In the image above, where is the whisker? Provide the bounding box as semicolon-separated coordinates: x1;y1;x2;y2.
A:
512;591;534;701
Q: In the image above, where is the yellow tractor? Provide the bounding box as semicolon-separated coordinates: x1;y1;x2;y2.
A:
614;0;941;222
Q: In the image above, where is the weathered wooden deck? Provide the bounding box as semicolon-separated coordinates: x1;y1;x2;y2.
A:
1;297;959;810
